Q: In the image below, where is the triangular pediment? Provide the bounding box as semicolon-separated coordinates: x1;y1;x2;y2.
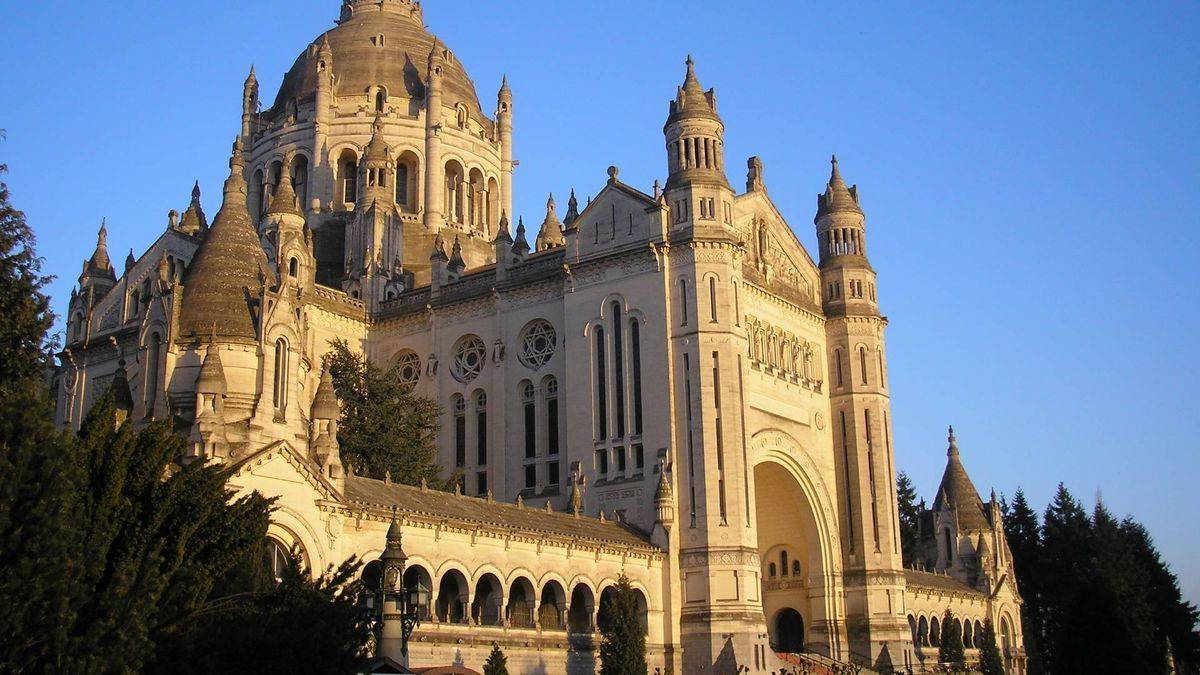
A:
230;440;343;503
735;191;821;310
567;179;665;259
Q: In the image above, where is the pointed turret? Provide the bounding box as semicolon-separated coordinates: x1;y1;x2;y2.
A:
668;55;721;124
311;363;340;421
358;114;394;209
178;181;208;236
268;159;303;217
663;55;731;205
80;221;115;284
311;362;343;483
124;249;136;275
178;138;267;342
654;463;675;529
512;217;530;256
817;155;863;219
535;194;565;251
195;339;228;398
494;211;513;245
563;189;580;227
932;426;991;530
497;74;514;227
429;234;449;263
446;236;465;277
242;64;259;140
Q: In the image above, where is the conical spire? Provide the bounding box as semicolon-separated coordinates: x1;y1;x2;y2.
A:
312;362;339;420
563;189;580;226
268;158;303;217
195;335;227;396
178;138;267;341
493;210;513;244
816;155;862;218
362;114;390;164
668;55;719;123
447;236;465;274
429;233;448;262
179;181;208;235
124;249;136;275
535;193;565;251
81;221;115;282
512;216;530;255
932;425;990;530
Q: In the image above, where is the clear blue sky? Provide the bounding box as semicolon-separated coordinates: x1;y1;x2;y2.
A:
2;2;1197;602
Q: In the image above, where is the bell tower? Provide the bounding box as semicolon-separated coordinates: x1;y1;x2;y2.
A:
663;56;735;236
817;157;911;669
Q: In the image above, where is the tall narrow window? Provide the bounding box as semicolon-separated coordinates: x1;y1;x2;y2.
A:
611;302;625;439
780;550;789;576
475;391;487;466
944;529;954;563
709;277;719;322
860;347;869;385
396;163;409;206
630;319;643;435
545;377;560;456
713;351;728;525
679;280;689;326
453;396;466;468
878;349;886;387
594;326;607;441
684;353;697;527
375;89;387;112
477;471;488;497
524;464;537;490
272;339;288;413
835;349;844;387
733;281;741;326
522;382;536;459
145;332;161;413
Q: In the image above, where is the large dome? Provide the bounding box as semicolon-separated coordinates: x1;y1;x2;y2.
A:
271;2;485;118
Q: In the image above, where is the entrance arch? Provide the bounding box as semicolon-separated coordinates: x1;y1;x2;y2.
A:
774;608;806;653
750;431;844;659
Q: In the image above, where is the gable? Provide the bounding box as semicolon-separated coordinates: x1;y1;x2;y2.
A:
230;440;342;504
734;191;821;310
566;180;665;261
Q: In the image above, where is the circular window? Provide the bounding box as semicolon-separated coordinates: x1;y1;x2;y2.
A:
394;351;421;388
451;335;487;383
518;320;557;370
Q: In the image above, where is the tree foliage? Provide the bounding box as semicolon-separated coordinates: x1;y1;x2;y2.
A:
598;575;647;675
937;610;964;668
482;643;509;675
896;471;921;566
0;156;54;394
325;339;447;486
153;549;370;675
977;621;1005;675
1003;482;1200;674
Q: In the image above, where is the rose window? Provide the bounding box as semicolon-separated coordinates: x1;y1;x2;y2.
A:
451;335;487;383
518;320;557;370
394;351;421;388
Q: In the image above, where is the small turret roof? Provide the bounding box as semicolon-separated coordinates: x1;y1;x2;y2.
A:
932;426;992;531
267;164;303;217
178;139;267;342
311;363;340;420
179;182;208;234
535;193;565;250
81;221;116;282
816;155;863;219
667;55;720;125
195;339;227;396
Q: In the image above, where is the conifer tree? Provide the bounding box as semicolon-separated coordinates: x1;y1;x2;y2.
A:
1004;488;1044;673
937;610;965;669
598;575;647;675
895;471;921;566
0;155;55;395
977;621;1005;675
483;643;509;675
325;340;446;486
1119;517;1200;671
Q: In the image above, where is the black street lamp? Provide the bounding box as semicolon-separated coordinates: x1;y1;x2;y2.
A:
378;506;429;663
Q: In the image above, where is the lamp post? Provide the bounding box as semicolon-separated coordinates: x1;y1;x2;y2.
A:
378;506;428;665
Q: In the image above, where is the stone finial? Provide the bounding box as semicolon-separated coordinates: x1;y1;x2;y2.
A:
486;489;494;503
447;236;466;276
563;189;580;226
420;477;428;492
948;425;959;457
545;500;553;513
607;166;619;183
512;217;530;256
747;156;765;192
516;494;524;509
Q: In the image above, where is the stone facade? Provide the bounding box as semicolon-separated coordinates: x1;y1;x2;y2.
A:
54;1;1026;673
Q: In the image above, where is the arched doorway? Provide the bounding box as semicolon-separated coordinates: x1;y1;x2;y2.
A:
774;608;805;653
753;456;834;657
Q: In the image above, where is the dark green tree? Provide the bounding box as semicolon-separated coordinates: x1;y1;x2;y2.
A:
1039;483;1089;674
1083;499;1159;673
325;339;447;486
937;610;965;669
896;471;922;566
1004;488;1044;674
0;151;55;395
1120;517;1200;671
977;621;1005;675
598;575;647;675
482;643;509;675
152;550;371;675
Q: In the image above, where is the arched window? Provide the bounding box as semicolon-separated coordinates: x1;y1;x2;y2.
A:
944;528;955;563
544;376;560;457
594;326;607;441
395;163;409;206
521;381;536;459
145;332;161;413
834;349;844;387
337;151;358;205
708;276;719;322
288;257;299;277
273;339;289;414
291;154;309;210
374;88;387;112
791;560;801;576
679;279;689;326
263;538;291;585
474;390;487;466
453;395;466;468
611;301;625;439
780;550;789;576
859;346;869;385
630;318;643;436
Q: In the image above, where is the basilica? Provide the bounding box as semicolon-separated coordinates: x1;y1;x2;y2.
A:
54;1;1026;673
